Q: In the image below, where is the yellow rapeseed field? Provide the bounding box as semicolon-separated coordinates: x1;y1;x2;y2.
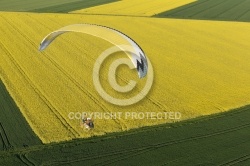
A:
0;12;250;143
72;0;196;16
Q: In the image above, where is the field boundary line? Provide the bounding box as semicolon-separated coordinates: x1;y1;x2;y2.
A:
0;17;80;138
0;105;249;157
40;122;250;165
93;123;250;166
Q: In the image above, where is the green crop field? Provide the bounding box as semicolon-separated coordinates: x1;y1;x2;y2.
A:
1;105;250;165
0;0;118;13
0;80;41;151
156;0;250;22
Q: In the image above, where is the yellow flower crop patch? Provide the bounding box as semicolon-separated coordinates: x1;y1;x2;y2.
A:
71;0;196;16
0;12;250;143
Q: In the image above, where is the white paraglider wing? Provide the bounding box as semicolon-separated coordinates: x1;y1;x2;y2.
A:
39;24;148;78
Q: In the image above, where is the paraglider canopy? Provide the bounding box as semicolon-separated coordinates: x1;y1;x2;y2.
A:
39;24;148;78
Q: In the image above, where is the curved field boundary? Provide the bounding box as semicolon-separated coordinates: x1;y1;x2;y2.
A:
0;105;250;165
29;0;118;13
0;80;41;151
0;0;118;13
41;122;250;165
